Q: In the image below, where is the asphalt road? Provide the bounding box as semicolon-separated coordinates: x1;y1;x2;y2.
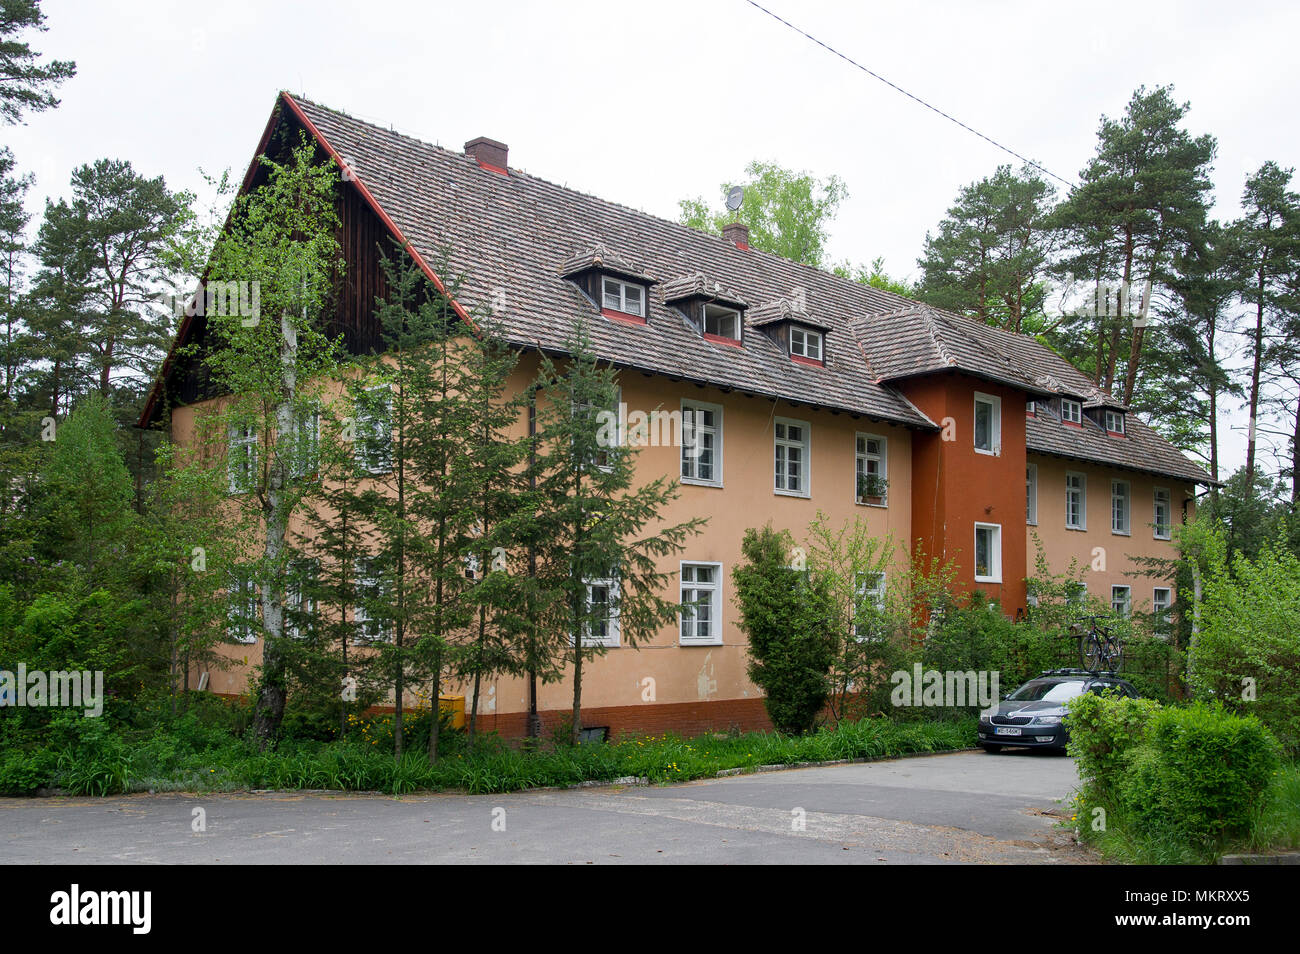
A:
0;749;1093;864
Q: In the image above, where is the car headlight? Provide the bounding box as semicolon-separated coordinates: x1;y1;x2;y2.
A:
1030;715;1063;725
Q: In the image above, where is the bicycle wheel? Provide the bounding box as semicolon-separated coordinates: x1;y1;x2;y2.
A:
1104;637;1123;674
1079;633;1104;671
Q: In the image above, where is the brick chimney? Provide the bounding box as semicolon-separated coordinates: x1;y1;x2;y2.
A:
723;221;749;249
464;137;509;174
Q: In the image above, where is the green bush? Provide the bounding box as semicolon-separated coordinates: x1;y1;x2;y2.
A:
1194;534;1300;755
733;525;836;734
1066;690;1161;800
1120;703;1279;844
0;748;57;795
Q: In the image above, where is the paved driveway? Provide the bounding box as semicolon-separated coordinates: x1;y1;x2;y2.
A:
0;749;1093;864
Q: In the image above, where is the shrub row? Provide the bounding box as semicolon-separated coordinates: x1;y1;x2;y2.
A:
1067;692;1280;857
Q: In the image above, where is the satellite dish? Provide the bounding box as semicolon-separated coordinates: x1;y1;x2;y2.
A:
725;186;744;212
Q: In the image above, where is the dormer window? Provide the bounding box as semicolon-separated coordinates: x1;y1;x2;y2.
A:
790;325;823;363
601;277;645;319
1105;410;1125;434
703;303;740;340
1061;399;1082;425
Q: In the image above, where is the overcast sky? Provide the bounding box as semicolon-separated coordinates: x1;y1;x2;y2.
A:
8;0;1300;477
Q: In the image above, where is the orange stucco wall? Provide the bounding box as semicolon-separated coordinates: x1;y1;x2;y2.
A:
899;372;1028;614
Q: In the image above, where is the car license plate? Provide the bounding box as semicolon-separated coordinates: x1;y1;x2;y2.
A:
995;727;1022;736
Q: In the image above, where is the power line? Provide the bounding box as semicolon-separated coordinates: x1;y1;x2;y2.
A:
744;0;1076;190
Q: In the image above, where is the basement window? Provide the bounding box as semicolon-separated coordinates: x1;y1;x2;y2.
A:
790;325;823;362
601;277;645;319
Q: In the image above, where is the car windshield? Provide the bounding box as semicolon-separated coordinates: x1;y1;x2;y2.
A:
1007;679;1088;702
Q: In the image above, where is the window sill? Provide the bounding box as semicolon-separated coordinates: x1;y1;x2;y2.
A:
1065;525;1087;532
680;638;723;647
774;488;810;499
974;576;1003;585
681;477;723;489
974;447;1000;457
1154;533;1172;542
855;499;888;508
1112;530;1131;537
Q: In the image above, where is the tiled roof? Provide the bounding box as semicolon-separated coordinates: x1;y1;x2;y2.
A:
747;297;833;330
146;93;1212;485
559;242;654;283
1026;403;1211;485
287;96;936;430
660;272;748;309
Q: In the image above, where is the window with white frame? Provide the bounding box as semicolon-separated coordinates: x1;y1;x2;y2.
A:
1152;587;1172;633
1153;488;1172;540
680;562;721;644
355;385;392;474
1112;479;1130;534
974;523;1002;583
702;303;740;339
1111;585;1131;617
228;423;258;494
353;558;390;642
1105;410;1125;434
1066;471;1087;529
226;569;259;644
974;392;1001;455
855;433;887;505
681;400;722;486
1061;398;1082;424
789;325;823;361
774;418;810;496
853;572;887;641
288;408;320;479
580;576;620;647
1067;581;1087;606
1026;399;1036;416
601;277;645;318
1026;462;1038;525
285;559;317;640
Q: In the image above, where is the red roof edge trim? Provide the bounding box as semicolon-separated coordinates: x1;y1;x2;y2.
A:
702;332;743;348
476;158;509;176
601;307;647;326
791;354;825;368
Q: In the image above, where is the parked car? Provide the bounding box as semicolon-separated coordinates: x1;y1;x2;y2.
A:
978;669;1140;753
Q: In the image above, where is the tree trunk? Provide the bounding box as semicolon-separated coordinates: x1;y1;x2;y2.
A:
253;310;298;747
1244;270;1266;501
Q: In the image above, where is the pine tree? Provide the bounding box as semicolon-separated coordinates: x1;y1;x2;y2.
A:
529;323;705;745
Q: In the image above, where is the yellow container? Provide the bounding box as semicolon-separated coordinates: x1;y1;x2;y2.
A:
438;694;466;729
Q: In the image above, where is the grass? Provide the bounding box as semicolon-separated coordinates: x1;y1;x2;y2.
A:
2;713;977;797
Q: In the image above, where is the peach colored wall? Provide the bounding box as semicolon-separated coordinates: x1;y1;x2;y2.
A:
465;360;914;717
1027;452;1193;613
174;352;915;719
